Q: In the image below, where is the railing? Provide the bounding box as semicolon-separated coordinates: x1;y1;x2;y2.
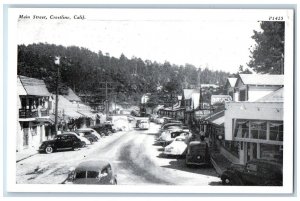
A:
19;109;38;118
40;109;49;117
19;108;49;118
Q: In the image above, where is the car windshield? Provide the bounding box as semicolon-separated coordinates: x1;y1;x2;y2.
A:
75;171;99;179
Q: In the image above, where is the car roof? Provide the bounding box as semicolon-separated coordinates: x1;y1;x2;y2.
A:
75;160;110;172
77;128;93;131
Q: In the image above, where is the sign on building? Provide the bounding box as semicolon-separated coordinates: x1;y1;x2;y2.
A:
211;95;232;105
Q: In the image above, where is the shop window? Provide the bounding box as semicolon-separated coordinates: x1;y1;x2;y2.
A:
260;144;283;161
234;119;249;138
223;140;239;157
269;121;283;141
250;121;267;140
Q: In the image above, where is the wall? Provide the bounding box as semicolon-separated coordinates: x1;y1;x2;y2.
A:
224;102;283;140
248;85;282;102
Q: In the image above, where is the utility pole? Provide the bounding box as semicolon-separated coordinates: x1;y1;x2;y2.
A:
54;56;60;133
97;81;115;115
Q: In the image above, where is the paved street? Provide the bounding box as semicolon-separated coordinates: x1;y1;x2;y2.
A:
16;122;221;185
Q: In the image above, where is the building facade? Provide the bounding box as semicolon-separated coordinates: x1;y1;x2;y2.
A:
17;76;52;152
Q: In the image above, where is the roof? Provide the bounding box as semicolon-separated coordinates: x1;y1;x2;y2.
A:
183;89;200;100
256;87;284;102
75;160;110;172
226;77;238;88
18;75;50;96
64;88;81;102
211;116;225;126
205;110;225;122
237;74;284;86
57;95;82;118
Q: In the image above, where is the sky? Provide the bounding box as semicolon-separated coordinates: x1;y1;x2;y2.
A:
17;9;262;73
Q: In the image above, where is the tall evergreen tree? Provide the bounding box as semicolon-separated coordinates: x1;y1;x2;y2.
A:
248;21;285;74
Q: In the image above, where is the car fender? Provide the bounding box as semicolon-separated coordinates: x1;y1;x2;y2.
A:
221;170;236;179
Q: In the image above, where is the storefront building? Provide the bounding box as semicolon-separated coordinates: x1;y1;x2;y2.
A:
17;76;52;152
224;100;283;165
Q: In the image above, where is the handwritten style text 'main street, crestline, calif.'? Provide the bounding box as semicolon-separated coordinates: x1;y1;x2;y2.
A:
18;14;86;20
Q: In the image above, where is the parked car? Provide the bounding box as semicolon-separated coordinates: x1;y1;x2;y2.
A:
154;117;164;124
75;130;99;144
156;129;188;146
64;160;117;185
163;136;188;156
221;159;283;186
185;140;210;167
138;119;150;130
38;133;82;154
77;128;102;139
160;123;183;131
60;132;91;147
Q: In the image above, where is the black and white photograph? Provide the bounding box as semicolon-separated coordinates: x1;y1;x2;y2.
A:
3;5;295;195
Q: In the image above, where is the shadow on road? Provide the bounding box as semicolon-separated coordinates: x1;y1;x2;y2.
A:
160;159;218;177
208;181;223;186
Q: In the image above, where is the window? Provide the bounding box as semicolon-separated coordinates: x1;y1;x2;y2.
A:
250;121;267;140
223;140;239;156
239;90;246;101
234;120;249;138
260;144;283;161
87;171;99;178
269;121;283;141
76;171;86;179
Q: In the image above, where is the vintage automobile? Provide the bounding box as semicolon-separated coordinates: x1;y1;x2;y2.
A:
160;122;183;131
77;128;102;139
163;136;188;156
221;159;283;186
60;132;91;147
138;119;150;130
156;130;189;146
64;160;117;185
185;140;210;167
75;130;99;144
38;133;82;154
154;117;165;124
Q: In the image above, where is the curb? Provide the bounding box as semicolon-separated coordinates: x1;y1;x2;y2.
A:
16;152;38;163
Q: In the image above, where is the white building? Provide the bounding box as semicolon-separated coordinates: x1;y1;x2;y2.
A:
17;76;52;152
224;87;283;165
234;74;283;102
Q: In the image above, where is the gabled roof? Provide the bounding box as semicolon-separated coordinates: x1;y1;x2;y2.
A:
256;87;284;102
236;74;284;86
64;88;81;102
18;75;50;96
225;77;237;88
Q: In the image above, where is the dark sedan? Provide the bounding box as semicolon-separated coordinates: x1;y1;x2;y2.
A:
38;133;82;154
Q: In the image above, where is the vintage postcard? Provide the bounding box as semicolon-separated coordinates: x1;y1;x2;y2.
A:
4;7;294;194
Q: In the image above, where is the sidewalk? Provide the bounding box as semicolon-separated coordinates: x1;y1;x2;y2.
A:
16;148;38;163
210;152;232;176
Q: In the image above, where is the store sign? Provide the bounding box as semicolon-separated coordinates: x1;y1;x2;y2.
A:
211;95;232;105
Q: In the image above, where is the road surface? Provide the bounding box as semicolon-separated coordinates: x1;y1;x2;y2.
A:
16;122;221;185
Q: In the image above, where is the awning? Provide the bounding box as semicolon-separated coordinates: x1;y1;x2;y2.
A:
64;110;82;119
212;116;225;126
77;110;96;120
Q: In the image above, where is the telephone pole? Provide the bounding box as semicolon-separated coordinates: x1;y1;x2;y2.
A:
54;56;60;133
